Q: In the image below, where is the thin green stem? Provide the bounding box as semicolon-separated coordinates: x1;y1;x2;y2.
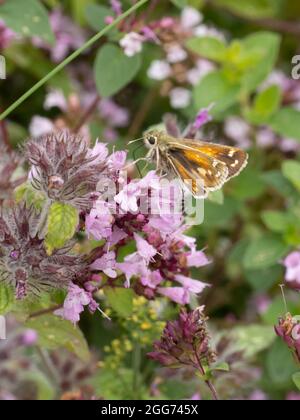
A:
0;0;149;121
132;341;142;398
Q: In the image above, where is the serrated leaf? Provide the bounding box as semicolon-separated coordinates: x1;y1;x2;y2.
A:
243;234;289;270
26;314;90;362
104;287;134;317
0;284;15;315
94;44;141;97
0;0;54;44
292;372;300;391
45;203;79;255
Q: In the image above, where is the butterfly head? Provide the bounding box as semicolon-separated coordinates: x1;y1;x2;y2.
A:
143;130;163;149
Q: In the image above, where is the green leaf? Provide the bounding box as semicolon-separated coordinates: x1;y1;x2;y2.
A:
15;182;46;211
229;325;276;359
186;36;227;62
243;234;289;270
241;32;281;93
0;0;54;44
209;361;230;372
0;285;15;315
261;210;295;233
245;85;282;124
214;0;281;19
262;170;297;197
282;160;300;191
104;287;134;317
270;107;300;142
85;4;112;32
266;339;298;387
245;265;284;292
229;168;266;200
45;203;79;255
193;70;240;116
292;372;300;391
26;314;90;362
94;44;141;97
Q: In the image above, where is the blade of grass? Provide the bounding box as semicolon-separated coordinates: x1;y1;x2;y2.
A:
0;0;149;121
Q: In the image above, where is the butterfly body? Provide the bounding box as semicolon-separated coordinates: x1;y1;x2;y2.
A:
143;130;248;198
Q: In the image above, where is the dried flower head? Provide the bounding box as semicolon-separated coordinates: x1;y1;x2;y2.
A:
25;131;108;209
148;307;216;368
0;205;87;299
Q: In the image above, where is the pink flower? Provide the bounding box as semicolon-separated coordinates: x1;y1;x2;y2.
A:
115;181;141;213
120;32;145;57
55;284;92;324
134;233;157;264
175;274;208;294
85;201;113;240
29;116;54;138
141;270;163;289
147;60;172;81
0;20;15;49
90;251;117;278
108;151;127;171
194;107;213;130
99;99;129;127
44;89;68;111
88;141;109;163
283;251;300;290
158;287;190;305
186;251;210;268
110;0;122;16
116;253;148;287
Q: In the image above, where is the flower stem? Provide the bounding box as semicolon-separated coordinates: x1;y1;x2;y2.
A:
194;346;219;401
0;0;149;122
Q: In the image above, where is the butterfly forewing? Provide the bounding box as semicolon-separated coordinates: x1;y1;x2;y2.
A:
167;147;229;197
143;130;249;198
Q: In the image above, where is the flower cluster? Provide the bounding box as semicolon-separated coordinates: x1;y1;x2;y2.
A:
148;307;216;368
25;131;108;209
117;6;219;109
0;205;87;300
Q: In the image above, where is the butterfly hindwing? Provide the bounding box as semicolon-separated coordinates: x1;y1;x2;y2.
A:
165;147;229;198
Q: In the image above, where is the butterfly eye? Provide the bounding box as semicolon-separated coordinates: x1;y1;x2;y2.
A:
147;136;157;146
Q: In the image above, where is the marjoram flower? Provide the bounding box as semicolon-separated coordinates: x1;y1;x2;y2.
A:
0;205;87;299
148;307;216;369
25;131;108;210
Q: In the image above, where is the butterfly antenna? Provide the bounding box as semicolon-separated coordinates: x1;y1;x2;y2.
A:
128;137;143;145
279;284;288;314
